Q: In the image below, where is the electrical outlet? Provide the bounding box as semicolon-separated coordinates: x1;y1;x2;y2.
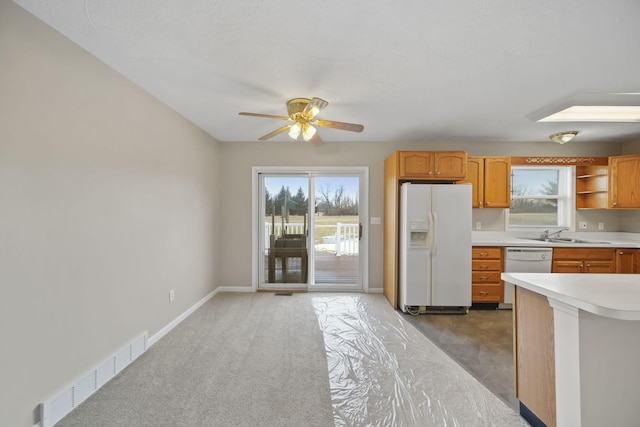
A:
476;222;482;230
598;222;605;230
579;221;588;229
169;289;175;302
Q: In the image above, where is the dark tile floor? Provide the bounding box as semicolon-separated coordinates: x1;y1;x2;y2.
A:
403;306;519;409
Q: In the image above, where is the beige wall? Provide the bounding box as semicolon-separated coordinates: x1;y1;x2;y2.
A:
0;2;220;426
217;139;623;290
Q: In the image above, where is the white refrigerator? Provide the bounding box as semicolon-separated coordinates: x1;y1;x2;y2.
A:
399;183;472;313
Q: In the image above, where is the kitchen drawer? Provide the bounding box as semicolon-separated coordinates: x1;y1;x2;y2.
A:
472;259;502;271
472;271;501;283
472;284;502;302
472;247;502;259
553;247;614;260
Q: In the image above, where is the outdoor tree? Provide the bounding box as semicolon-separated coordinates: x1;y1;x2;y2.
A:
317;184;358;216
291;187;307;215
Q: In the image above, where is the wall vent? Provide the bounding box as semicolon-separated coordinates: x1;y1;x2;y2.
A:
39;333;147;427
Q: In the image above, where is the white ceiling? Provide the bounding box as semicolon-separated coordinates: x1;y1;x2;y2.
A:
13;0;640;144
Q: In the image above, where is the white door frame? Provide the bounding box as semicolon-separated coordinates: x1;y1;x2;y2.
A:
251;166;369;292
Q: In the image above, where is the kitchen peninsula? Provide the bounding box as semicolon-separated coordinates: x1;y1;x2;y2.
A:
502;272;640;427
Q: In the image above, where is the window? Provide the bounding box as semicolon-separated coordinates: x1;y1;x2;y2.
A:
507;166;574;229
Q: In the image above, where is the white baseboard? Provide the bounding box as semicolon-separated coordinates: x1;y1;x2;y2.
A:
148;288;217;347
39;332;147;427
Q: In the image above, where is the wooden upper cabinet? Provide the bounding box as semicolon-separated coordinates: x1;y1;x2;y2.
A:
459;156;510;208
435;151;467;180
398;151;466;180
483;157;511;208
609;154;640;208
462;157;483;207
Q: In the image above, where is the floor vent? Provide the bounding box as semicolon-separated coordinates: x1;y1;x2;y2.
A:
275;292;293;296
39;333;147;427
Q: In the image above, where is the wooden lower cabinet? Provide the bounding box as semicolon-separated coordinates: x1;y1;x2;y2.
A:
552;248;615;273
472;246;503;303
616;249;638;273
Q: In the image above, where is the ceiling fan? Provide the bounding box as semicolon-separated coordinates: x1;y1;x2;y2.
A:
239;97;364;145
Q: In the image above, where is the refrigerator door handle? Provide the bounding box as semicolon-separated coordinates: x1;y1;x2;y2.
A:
431;212;438;255
426;211;434;252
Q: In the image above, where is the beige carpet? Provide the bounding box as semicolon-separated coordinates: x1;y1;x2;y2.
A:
57;292;527;426
57;292;334;426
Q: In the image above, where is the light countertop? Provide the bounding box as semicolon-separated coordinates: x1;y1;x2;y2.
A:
502;272;640;321
472;231;640;248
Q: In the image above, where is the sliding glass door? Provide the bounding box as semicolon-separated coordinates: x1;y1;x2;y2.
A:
256;168;367;291
310;175;360;289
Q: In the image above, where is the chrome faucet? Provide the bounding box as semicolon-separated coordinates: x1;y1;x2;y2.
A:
541;227;569;240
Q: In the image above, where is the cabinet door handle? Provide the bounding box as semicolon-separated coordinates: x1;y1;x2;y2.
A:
579;264;584;270
586;263;591;267
485;201;490;206
619;251;625;255
613;201;618;207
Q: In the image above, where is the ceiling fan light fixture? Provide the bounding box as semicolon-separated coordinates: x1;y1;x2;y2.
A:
288;122;301;139
304;97;328;119
550;131;578;144
302;123;317;141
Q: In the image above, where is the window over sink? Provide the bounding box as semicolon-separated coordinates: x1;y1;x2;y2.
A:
506;166;574;230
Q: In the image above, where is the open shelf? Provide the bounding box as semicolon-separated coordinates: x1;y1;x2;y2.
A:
576;165;608;209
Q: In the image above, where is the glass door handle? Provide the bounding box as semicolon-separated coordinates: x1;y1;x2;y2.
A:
359;223;363;240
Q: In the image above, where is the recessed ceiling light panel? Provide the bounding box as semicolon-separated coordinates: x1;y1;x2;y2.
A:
528;93;640;123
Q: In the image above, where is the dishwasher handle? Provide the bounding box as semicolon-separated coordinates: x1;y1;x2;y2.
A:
505;247;553;261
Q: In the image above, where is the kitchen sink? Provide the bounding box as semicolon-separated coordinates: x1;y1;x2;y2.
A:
518;237;610;244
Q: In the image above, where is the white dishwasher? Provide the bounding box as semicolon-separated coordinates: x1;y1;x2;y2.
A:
501;247;553;309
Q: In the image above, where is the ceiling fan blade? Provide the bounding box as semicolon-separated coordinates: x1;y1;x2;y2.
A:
239;112;292;121
309;132;324;146
315;119;364;133
303;97;329;119
258;124;292;141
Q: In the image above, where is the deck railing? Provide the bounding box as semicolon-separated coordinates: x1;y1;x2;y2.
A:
265;222;359;255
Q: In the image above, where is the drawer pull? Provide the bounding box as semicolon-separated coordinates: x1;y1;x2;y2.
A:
480;275;489;280
480;265;489;270
480;252;488;257
480;291;489;296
